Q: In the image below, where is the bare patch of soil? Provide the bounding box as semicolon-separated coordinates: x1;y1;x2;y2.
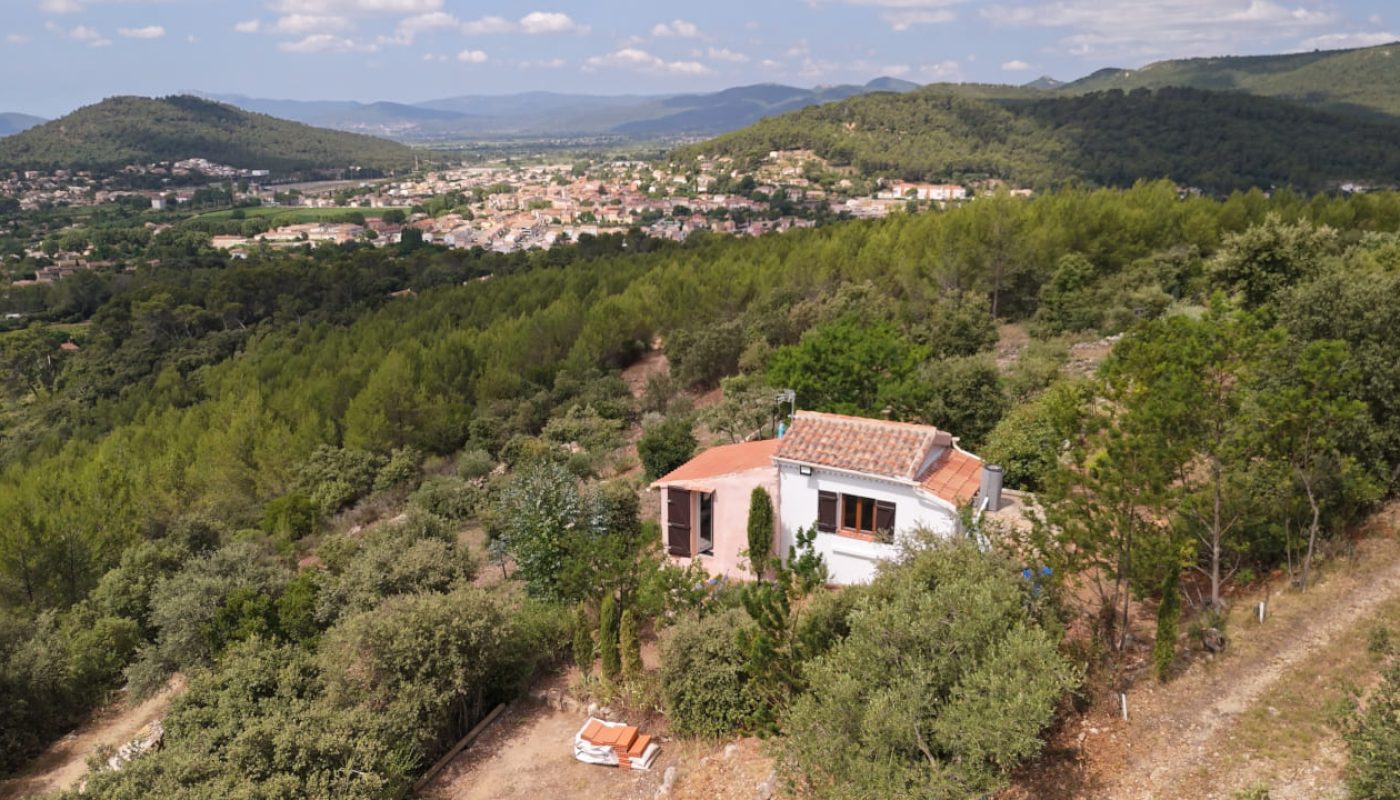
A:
0;675;184;800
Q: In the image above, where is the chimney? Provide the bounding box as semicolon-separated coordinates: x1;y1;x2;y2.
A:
980;464;1004;513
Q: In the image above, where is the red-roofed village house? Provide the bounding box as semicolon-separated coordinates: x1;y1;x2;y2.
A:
650;411;1003;585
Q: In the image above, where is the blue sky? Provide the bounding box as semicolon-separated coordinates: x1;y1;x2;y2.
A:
2;0;1397;117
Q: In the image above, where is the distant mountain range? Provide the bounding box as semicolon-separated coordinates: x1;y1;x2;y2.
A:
0;96;417;175
196;78;922;141
0;113;46;138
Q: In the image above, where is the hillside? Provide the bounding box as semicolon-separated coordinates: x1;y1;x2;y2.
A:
1062;42;1400;120
676;85;1400;192
0;113;46;138
202;78;921;140
0;95;417;174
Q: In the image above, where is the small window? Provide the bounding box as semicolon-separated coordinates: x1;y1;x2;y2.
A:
839;494;896;542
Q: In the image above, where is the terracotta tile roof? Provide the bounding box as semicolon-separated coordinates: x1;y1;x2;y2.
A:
775;411;950;482
919;448;984;506
651;438;781;487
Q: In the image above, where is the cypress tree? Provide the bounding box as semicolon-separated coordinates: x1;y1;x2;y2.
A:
599;592;621;681
747;486;775;579
620;608;643;681
572;602;594;675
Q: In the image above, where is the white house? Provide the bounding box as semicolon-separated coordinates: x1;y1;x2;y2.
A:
651;411;1000;585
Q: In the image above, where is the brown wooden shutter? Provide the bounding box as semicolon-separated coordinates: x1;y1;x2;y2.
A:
817;491;838;533
667;488;692;556
875;500;896;541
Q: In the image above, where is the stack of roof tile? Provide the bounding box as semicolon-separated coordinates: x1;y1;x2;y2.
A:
575;718;660;771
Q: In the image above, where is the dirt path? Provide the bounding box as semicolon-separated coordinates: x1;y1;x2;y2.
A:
0;675;183;800
421;703;671;800
1031;530;1400;800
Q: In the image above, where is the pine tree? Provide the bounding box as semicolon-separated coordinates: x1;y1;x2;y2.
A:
1153;569;1180;682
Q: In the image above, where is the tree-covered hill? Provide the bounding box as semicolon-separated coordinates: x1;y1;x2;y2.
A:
0;95;418;175
676;86;1400;192
1061;42;1400;121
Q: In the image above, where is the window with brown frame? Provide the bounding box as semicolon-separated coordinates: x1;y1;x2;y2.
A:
838;494;896;542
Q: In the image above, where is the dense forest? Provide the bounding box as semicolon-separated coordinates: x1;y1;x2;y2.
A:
7;183;1400;796
677;86;1400;192
0;96;418;175
1061;41;1400;121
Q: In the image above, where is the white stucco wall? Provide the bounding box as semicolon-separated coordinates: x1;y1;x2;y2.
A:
776;461;960;585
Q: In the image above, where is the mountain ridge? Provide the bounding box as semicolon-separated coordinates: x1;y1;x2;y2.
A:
1060;42;1400;119
675;84;1400;193
0;95;417;175
197;77;921;140
0;113;47;138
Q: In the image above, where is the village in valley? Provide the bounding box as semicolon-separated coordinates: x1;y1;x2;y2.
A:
0;148;997;284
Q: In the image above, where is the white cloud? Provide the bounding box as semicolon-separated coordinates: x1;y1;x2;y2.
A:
399;11;457;34
817;0;964;30
883;9;957;30
422;52;447;62
269;0;442;14
46;21;111;47
234;19;262;33
521;57;567;68
118;25;165;39
652;19;702;38
1001;58;1033;70
1298;31;1399;50
456;48;487;62
585;47;711;75
277;33;369;53
39;0;84;13
273;14;352;34
519;11;588;35
460;15;513;35
6;33;33;44
982;0;1336;60
918;59;963;81
458;11;587;36
707;46;749;63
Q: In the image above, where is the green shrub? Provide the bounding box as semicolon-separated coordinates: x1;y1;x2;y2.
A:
980;381;1087;492
638;416;697;482
668;321;746;389
659;608;762;738
374;446;424;492
409;476;479;521
457;448;496;481
773;541;1079;798
297;445;384;513
1345;661;1400;799
260;491;319;541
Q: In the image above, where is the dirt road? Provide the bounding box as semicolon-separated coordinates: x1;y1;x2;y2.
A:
1018;530;1400;800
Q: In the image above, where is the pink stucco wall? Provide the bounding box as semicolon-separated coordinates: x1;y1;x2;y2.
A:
657;466;779;582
